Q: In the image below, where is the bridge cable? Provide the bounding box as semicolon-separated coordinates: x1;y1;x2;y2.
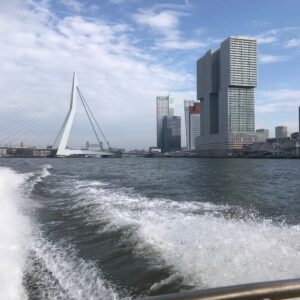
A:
77;87;111;150
77;88;104;151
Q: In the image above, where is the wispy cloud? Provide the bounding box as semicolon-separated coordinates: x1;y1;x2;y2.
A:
60;0;83;12
248;27;300;47
132;7;206;50
256;89;300;112
284;38;300;48
133;9;181;32
0;0;193;148
247;29;279;45
259;54;288;64
255;35;278;44
247;20;271;27
109;0;137;4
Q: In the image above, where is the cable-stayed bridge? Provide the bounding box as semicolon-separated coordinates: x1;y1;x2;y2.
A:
0;73;115;158
53;73;113;157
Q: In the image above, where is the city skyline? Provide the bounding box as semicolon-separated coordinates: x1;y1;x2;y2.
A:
1;0;300;149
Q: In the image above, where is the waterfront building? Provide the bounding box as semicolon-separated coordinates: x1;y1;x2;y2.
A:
162;116;181;152
256;129;269;141
149;147;161;153
196;36;258;154
156;95;174;149
184;100;200;150
291;132;300;139
32;148;51;157
275;126;288;138
299;106;300;132
244;137;300;157
0;147;8;157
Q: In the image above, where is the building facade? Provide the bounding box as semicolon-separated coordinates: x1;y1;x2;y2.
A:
298;106;300;132
196;36;258;153
156;95;174;149
275;126;288;138
256;129;269;141
0;147;7;157
184;100;201;150
244;137;300;157
162;116;181;152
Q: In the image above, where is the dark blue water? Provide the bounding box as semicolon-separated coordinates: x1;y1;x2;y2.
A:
0;158;300;299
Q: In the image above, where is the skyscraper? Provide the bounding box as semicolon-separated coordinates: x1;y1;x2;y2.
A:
184;100;200;150
162;116;181;152
196;36;259;153
275;126;288;138
156;95;174;149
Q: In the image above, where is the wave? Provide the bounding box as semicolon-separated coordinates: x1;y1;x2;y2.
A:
0;167;119;300
24;236;118;300
69;179;300;289
21;164;53;197
0;167;30;300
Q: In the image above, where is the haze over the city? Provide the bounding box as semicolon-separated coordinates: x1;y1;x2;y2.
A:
1;0;300;149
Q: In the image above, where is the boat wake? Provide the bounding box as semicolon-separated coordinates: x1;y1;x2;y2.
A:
68;179;300;289
0;166;118;300
1;164;300;299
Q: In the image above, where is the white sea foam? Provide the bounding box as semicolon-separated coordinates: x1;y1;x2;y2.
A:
73;181;300;289
0;167;30;300
36;164;52;183
22;164;53;198
0;167;119;300
27;236;118;300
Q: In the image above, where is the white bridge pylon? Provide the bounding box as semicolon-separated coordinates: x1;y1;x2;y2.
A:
56;73;113;157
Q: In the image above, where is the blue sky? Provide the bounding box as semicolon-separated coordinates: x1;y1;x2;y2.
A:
0;0;300;149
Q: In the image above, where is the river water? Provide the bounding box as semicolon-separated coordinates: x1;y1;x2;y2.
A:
0;157;300;299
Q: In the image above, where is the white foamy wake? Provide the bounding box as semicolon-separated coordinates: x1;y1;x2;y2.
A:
27;236;118;300
33;163;53;184
72;181;300;289
0;167;119;300
21;164;53;197
0;167;30;300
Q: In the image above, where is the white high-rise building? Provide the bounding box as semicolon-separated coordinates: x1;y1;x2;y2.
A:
196;36;259;153
184;100;200;150
156;95;174;149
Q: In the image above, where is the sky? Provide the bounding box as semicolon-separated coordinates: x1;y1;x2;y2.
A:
0;0;300;149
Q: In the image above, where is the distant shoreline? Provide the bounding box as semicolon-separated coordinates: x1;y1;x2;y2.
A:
1;155;300;159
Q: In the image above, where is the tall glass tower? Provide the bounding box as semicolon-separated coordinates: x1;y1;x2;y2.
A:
156;95;174;148
184;100;200;150
163;116;181;152
197;36;259;152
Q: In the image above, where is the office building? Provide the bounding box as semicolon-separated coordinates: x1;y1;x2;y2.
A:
162;116;181;152
196;36;259;153
299;106;300;132
256;129;269;141
275;126;288;138
156;95;174;149
184;100;200;150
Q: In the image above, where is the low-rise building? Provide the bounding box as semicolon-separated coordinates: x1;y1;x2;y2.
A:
243;137;300;156
32;148;51;157
0;147;8;157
